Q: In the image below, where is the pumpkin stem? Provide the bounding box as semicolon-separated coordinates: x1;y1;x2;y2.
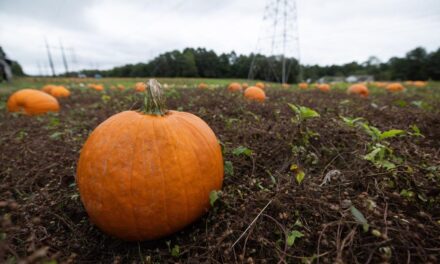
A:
142;79;167;115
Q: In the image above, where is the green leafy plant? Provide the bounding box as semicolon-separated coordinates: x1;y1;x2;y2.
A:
209;190;219;206
232;146;252;157
350;206;369;232
288;104;320;145
288;104;320;123
287;230;304;246
224;161;234;176
340;116;364;127
340;117;407;170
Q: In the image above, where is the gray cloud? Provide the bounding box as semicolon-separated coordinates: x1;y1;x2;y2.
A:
0;0;439;75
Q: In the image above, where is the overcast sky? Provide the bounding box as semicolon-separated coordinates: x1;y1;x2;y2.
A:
1;0;439;75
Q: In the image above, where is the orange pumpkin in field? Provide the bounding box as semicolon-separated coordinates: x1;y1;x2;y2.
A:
386;83;404;92
42;84;56;93
347;84;369;98
244;86;266;102
49;86;70;98
76;79;224;241
198;83;208;89
89;84;104;91
117;84;125;91
242;83;249;89
135;82;147;92
228;82;242;92
317;84;331;92
298;83;308;89
282;83;290;89
255;82;265;89
413;81;427;88
7;89;60;115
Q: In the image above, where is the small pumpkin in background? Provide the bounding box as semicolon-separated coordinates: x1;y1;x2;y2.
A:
117;84;125;91
386;83;404;92
135;82;147;92
298;83;308;89
49;86;70;98
198;82;208;89
244;86;266;102
42;84;56;93
347;84;369;98
413;81;427;88
76;79;224;241
228;82;242;92
89;84;104;91
282;83;290;89
7;89;60;115
242;83;249;89
255;82;265;89
317;83;330;92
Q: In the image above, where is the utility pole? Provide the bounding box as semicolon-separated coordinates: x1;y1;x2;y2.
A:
44;37;56;77
59;39;69;75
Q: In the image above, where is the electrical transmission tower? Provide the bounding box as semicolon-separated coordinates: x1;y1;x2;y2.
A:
248;0;301;83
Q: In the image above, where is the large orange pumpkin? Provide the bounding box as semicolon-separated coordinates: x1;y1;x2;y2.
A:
198;83;208;89
255;82;265;89
347;84;369;98
386;83;404;92
317;83;330;92
76;79;224;241
228;82;242;92
7;89;60;115
298;83;308;89
50;86;70;98
244;86;266;102
135;82;147;92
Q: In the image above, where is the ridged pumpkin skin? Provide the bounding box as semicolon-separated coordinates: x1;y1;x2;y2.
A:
347;84;369;97
7;89;60;115
386;83;404;92
50;86;70;98
228;82;242;92
317;84;330;92
77;110;224;241
244;86;266;102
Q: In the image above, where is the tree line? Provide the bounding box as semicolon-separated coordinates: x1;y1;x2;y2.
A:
77;46;440;82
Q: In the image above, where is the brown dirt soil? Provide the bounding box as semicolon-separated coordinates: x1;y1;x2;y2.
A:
1;87;440;263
